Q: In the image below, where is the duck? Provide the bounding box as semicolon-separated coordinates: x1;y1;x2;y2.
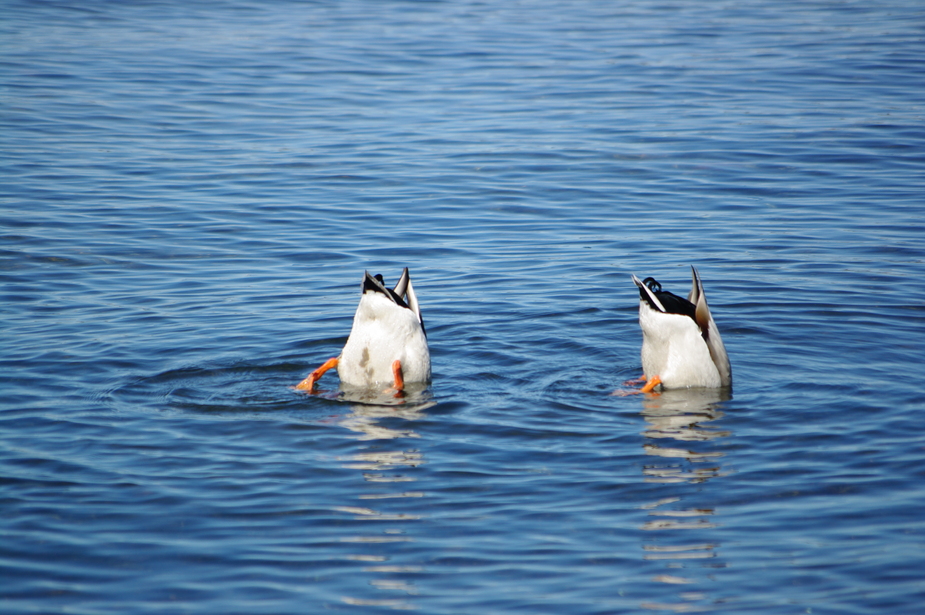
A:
630;266;731;392
296;268;431;392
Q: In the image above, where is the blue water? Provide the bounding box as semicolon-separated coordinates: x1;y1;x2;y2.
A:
2;1;924;613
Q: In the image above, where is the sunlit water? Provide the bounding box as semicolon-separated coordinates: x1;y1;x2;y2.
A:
2;1;924;613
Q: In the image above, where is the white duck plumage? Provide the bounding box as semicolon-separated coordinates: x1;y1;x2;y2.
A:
632;266;731;391
297;268;431;392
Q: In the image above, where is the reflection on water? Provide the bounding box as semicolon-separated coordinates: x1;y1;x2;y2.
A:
641;389;731;442
637;389;731;613
333;393;434;610
334;385;434;441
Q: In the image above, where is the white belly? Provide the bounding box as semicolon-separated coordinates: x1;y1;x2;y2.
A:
337;292;431;386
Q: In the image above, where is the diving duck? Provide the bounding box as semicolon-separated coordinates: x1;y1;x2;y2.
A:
631;266;731;392
296;268;431;392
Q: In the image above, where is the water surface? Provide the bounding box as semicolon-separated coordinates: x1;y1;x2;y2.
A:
2;1;924;613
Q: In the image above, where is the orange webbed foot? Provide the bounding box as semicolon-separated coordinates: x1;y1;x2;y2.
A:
296;357;339;392
612;374;662;396
639;375;662;394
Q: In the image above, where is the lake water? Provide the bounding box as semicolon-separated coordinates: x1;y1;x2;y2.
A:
2;1;924;613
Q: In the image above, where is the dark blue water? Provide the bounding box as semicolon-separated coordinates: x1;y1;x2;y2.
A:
3;1;924;613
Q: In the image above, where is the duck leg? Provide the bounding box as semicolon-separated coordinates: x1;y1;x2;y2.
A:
392;359;405;391
296;357;339;392
612;374;662;396
639;375;662;393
